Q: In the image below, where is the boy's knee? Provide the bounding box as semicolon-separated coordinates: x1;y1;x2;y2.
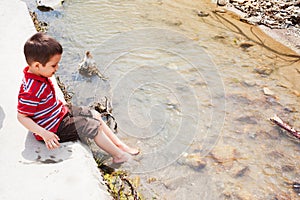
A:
90;109;102;121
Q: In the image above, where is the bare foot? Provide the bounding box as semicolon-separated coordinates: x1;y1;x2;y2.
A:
112;152;131;164
118;144;140;155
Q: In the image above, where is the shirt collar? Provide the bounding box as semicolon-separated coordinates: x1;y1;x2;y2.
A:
23;66;48;82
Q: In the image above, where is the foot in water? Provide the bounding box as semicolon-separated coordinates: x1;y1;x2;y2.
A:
118;144;140;155
112;152;132;164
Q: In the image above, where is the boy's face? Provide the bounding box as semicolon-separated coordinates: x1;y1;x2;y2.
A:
37;54;61;78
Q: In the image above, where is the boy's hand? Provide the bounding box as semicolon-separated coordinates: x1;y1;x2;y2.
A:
41;130;60;150
17;113;60;150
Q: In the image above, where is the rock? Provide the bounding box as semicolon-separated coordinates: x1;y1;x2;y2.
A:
281;164;295;172
37;5;54;12
239;42;254;49
263;87;275;96
242;16;262;25
222;188;253;200
241;80;257;87
236;190;254;200
293;182;300;195
283;106;296;113
36;0;64;12
254;66;273;76
213;9;227;13
211;145;236;169
78;51;108;80
236;0;246;3
229;0;300;28
248;132;257;139
36;0;64;8
236;116;257;124
163;177;186;190
234;166;250;178
217;0;228;6
147;177;157;183
197;11;209;17
178;153;207;171
292;90;300;97
163;18;182;26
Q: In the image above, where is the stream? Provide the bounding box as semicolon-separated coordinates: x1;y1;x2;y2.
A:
23;0;300;199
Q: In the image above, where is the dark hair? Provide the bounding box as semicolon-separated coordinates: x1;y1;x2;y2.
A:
24;32;63;66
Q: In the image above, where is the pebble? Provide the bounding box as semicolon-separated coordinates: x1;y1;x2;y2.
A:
263;87;275;96
217;0;228;6
197;11;209;17
234;166;250;178
213;9;227;13
236;116;257;124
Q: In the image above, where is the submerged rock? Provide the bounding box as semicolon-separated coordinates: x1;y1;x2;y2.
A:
263;87;275;96
234;166;250;178
211;145;237;169
254;66;273;76
281;164;295;172
178;153;207;171
236;115;257;124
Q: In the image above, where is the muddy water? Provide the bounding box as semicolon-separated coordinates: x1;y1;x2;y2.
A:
23;0;300;199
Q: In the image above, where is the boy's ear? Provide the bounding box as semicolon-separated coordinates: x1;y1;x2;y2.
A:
32;61;43;70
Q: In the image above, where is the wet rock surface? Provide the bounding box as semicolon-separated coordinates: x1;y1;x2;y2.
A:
177;153;207;171
211;145;237;169
227;0;300;29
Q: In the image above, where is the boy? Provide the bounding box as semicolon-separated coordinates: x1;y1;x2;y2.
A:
17;32;139;163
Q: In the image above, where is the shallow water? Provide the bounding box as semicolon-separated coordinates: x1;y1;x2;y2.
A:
23;0;300;199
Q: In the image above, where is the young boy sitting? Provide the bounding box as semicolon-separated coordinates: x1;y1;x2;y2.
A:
17;32;139;163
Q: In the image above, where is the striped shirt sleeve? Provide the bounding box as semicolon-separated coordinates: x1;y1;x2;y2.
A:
17;91;39;117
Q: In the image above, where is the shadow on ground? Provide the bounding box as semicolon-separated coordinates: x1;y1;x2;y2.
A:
0;106;5;130
22;133;74;164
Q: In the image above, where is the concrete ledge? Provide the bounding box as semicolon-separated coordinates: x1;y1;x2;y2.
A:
0;1;110;199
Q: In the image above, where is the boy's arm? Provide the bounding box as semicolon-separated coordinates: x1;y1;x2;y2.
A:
17;113;60;150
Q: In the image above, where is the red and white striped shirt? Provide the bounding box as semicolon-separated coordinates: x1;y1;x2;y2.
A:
17;66;68;140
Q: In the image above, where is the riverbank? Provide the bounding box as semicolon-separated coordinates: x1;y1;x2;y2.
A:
220;2;300;95
223;0;300;55
0;1;111;199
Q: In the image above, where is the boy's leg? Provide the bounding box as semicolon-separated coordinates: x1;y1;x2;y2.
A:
99;118;139;155
94;126;131;163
